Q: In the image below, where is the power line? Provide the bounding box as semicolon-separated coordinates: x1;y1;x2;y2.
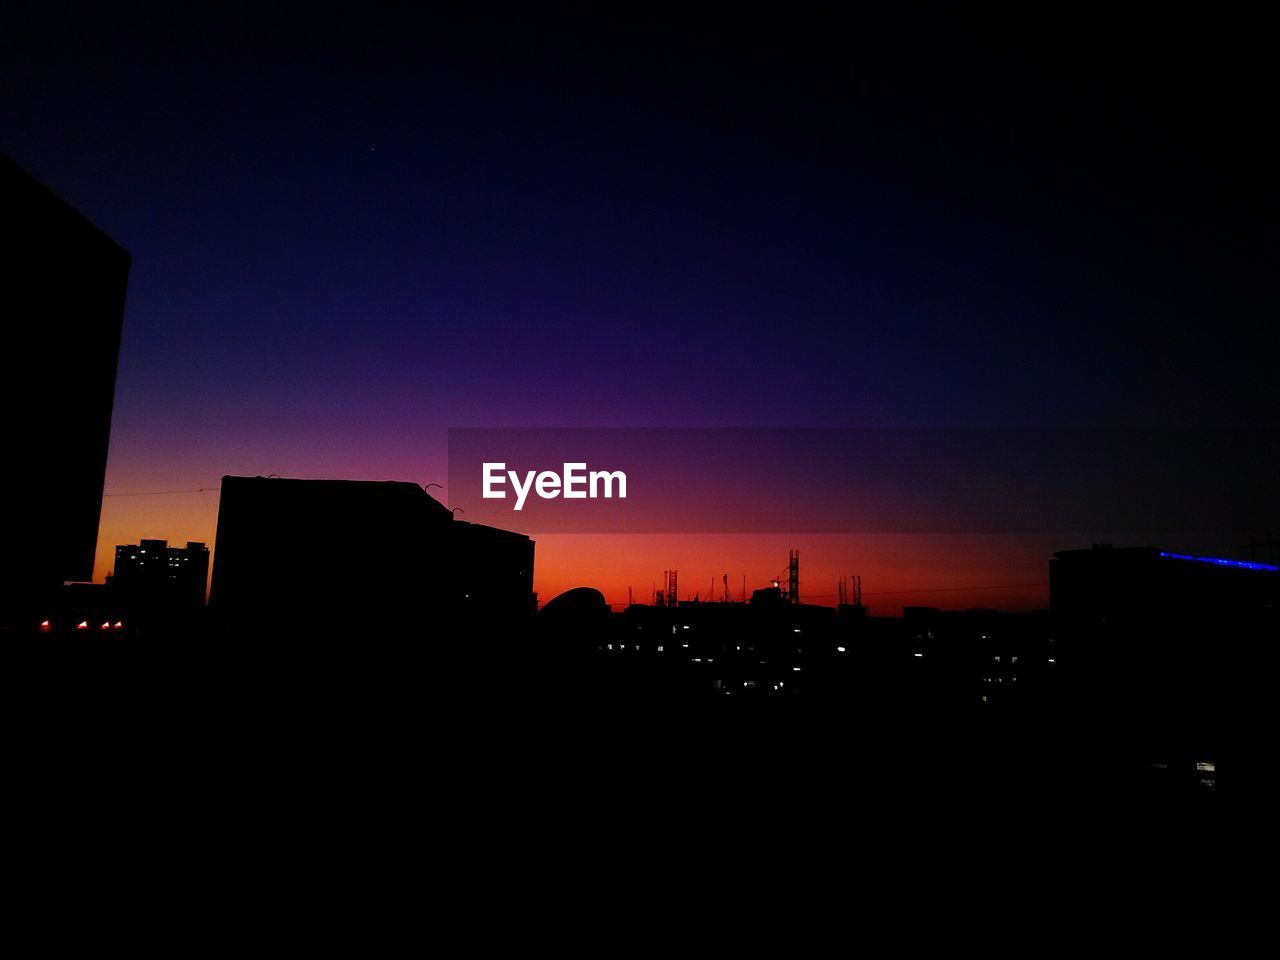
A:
816;582;1049;598
102;487;221;497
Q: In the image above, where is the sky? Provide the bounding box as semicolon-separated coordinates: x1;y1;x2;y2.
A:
2;5;1275;610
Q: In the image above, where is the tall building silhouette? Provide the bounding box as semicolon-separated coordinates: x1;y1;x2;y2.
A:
0;155;130;632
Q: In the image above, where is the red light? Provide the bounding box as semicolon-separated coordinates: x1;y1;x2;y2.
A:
113;621;123;630
39;620;52;633
76;620;88;630
100;621;111;630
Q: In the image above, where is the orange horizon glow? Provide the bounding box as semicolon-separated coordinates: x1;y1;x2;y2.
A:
96;484;1062;615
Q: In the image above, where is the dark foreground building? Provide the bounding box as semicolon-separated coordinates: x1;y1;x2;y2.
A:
0;155;130;632
1051;545;1278;783
209;476;534;637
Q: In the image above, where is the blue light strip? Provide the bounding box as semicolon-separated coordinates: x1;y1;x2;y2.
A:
1158;551;1279;572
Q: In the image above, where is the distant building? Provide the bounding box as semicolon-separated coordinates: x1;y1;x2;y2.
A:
208;476;535;635
750;586;785;607
0;154;130;632
113;539;210;612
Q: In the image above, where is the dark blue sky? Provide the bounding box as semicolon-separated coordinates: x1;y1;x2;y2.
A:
6;4;1273;433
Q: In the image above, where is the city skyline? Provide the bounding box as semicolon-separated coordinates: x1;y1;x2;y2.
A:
8;5;1280;819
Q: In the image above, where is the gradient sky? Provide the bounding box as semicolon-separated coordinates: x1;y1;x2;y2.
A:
3;6;1275;611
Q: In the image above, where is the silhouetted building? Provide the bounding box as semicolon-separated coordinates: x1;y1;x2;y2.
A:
452;520;538;624
0;155;130;632
208;476;534;636
1050;545;1279;766
1050;546;1279;628
750;586;785;608
113;539;209;612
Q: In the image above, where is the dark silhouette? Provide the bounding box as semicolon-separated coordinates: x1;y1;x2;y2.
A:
109;539;209;634
112;539;208;609
1050;545;1277;793
0;155;129;634
209;475;534;639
